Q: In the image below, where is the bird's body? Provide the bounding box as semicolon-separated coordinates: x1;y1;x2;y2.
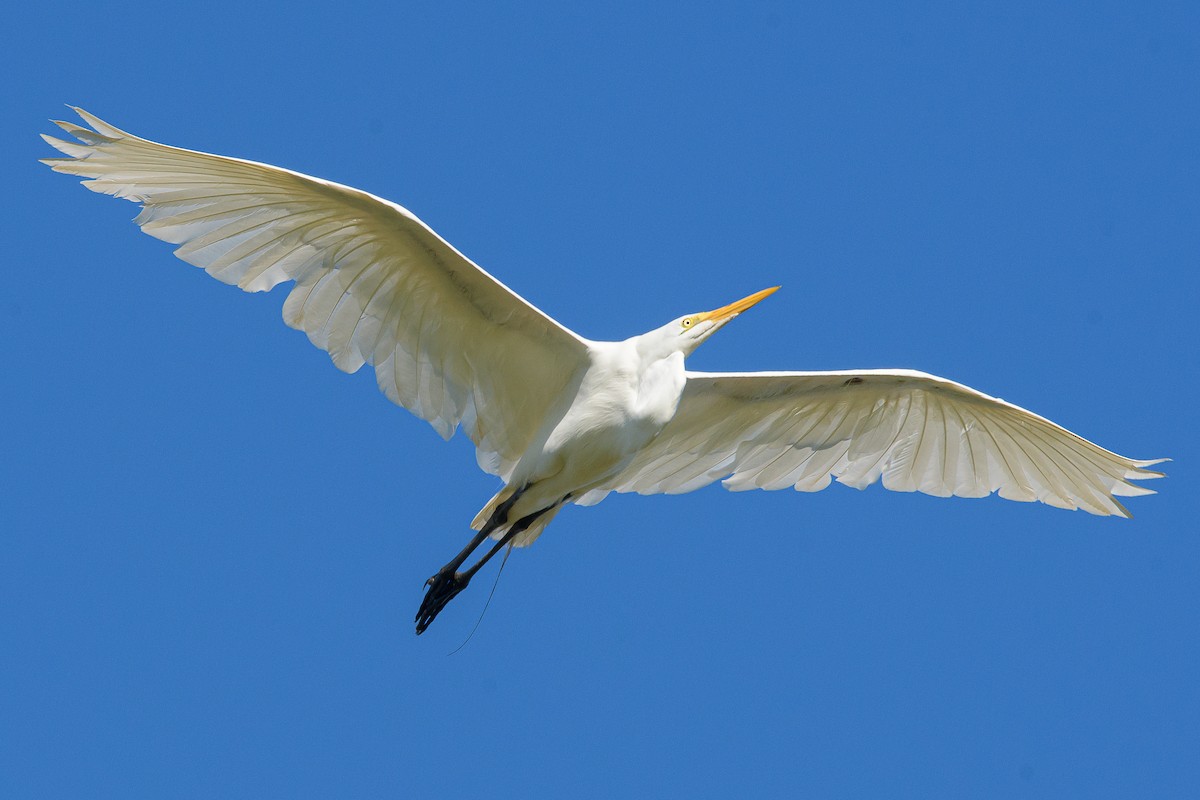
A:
482;335;690;546
42;109;1166;633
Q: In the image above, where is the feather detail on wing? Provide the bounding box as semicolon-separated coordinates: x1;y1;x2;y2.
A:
605;369;1165;517
42;108;589;479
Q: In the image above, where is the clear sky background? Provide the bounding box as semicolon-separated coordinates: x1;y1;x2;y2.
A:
4;1;1197;797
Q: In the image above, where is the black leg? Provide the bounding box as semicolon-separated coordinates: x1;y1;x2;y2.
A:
412;488;524;635
414;502;553;635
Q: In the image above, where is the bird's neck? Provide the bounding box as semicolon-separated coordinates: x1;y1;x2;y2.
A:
632;350;687;425
631;330;688;363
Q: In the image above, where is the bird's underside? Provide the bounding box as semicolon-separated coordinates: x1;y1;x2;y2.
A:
40;109;1167;636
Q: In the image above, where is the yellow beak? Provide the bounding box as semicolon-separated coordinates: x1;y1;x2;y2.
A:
696;286;780;325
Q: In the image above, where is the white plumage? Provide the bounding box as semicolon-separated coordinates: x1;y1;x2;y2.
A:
608;370;1159;516
42;108;1165;632
43;109;588;483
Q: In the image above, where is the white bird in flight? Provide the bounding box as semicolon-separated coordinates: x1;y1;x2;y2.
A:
42;108;1166;633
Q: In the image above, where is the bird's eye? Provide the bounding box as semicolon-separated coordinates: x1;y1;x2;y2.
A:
681;318;694;329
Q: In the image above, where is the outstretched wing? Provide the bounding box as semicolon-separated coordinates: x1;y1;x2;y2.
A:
42;108;590;480
601;369;1165;517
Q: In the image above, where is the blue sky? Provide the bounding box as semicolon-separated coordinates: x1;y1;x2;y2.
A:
4;1;1197;797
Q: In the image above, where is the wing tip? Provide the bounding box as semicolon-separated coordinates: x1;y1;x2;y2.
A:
42;105;131;145
68;106;130;139
1130;455;1169;474
1121;458;1168;485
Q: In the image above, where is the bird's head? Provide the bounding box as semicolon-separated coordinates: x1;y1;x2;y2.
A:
639;286;780;359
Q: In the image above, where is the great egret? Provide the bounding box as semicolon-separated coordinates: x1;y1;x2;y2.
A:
42;109;1166;634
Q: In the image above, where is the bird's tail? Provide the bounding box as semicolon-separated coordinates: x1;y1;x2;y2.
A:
471;487;562;548
470;487;513;531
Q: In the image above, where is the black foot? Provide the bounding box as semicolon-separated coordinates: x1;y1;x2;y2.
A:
415;568;472;634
